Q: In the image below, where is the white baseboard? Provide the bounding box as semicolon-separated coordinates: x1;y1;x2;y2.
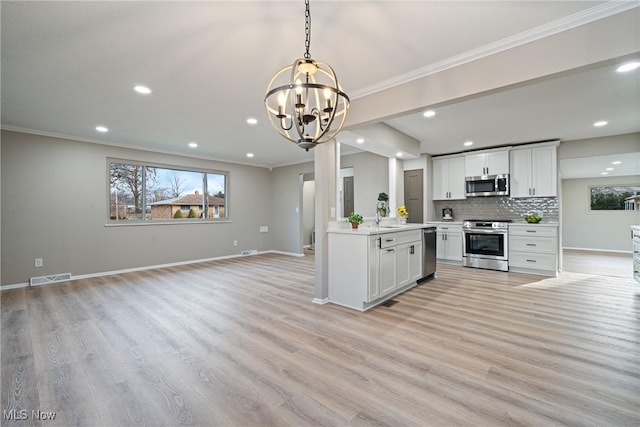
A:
1;250;304;291
265;250;305;258
312;297;330;305
563;247;631;255
1;282;29;290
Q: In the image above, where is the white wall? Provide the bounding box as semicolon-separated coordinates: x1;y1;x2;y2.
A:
1;130;274;286
562;175;639;252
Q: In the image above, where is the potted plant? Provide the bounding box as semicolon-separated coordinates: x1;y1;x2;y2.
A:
397;205;409;223
377;192;389;217
347;212;364;229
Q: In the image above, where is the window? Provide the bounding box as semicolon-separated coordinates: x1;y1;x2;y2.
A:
590;185;640;211
109;160;227;222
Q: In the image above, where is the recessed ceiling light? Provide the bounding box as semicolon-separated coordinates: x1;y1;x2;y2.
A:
356;138;364;144
133;85;152;95
612;161;622;165
95;125;108;133
464;141;473;146
246;117;258;125
188;142;198;148
616;61;640;73
396;152;403;157
423;110;435;118
606;167;614;171
593;120;608;127
246;153;254;158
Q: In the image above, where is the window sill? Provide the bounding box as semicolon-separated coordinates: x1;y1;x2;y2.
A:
105;219;232;227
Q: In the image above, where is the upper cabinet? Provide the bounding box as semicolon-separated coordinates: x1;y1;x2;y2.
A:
465;150;510;176
510;144;558;198
433;156;466;200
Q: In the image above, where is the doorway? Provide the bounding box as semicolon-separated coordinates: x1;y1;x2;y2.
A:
404;169;423;223
343;176;354;217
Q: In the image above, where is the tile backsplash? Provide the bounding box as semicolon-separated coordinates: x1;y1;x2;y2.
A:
433;197;559;222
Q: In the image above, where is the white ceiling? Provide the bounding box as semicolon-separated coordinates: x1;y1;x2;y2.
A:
2;1;639;176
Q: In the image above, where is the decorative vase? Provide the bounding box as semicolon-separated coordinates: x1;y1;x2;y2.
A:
399;217;407;224
351;222;359;229
377;200;388;217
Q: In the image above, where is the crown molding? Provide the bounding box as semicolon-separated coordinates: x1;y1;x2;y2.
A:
350;1;639;100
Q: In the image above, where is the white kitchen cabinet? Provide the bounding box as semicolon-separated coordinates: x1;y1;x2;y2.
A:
510;144;557;198
396;230;423;288
433;156;466;200
509;224;558;276
433;224;462;262
379;234;398;296
328;226;427;311
465;150;509;176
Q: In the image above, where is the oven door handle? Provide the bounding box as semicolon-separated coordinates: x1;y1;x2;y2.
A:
464;229;507;235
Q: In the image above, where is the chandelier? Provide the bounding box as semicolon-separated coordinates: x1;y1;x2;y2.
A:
264;0;349;151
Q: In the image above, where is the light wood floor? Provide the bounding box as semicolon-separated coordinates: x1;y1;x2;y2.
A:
563;249;633;278
2;253;639;426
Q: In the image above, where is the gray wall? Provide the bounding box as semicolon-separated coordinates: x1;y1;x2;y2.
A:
268;150;390;254
269;161;313;255
1;130;273;286
341;151;389;218
562;175;639;252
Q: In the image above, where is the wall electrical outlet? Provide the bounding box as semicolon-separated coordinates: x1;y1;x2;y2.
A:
34;258;43;268
259;226;268;233
233;240;238;247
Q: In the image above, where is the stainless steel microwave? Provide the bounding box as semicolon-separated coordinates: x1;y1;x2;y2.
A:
465;174;509;197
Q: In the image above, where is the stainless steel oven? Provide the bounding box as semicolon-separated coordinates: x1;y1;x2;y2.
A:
463;219;511;271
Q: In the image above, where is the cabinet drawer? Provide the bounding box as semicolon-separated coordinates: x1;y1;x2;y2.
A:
397;230;421;245
380;234;397;249
509;235;556;254
509;251;556;271
509;225;556;237
436;225;462;233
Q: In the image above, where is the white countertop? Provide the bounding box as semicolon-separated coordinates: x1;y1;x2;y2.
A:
509;222;559;227
327;223;434;236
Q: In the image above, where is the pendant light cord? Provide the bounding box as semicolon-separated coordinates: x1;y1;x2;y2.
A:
304;0;311;59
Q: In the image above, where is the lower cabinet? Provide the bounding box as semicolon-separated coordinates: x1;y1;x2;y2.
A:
329;228;425;311
429;223;462;262
508;224;558;276
396;234;423;288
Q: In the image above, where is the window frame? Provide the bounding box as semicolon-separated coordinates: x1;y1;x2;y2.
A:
107;158;229;225
588;184;640;212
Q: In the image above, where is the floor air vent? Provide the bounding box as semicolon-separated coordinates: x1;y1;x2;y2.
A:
30;273;72;286
241;250;258;256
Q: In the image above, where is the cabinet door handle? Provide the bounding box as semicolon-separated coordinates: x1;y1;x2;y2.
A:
526;243;537;246
386;248;395;252
377;237;382;248
526;259;537;263
410;245;415;255
526;230;537;233
385;238;394;242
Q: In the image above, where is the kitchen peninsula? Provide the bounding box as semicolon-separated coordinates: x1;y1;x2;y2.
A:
328;223;435;311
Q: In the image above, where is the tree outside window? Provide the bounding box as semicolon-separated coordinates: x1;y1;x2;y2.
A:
590;185;640;211
109;160;227;222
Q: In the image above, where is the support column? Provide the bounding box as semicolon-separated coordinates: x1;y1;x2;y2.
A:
313;139;337;304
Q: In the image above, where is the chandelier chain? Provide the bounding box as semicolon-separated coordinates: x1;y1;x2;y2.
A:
304;0;311;59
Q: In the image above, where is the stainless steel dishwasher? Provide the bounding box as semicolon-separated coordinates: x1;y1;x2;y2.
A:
421;226;437;280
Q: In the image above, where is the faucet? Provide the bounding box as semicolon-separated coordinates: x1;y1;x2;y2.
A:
375;208;381;226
